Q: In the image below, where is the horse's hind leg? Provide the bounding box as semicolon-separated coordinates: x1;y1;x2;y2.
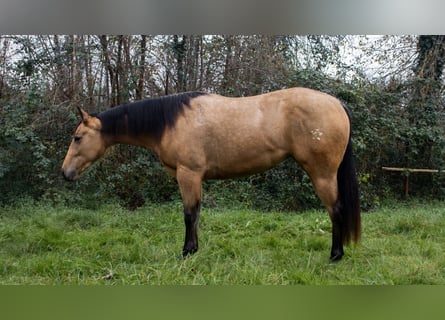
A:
176;166;202;257
328;198;345;261
304;168;344;261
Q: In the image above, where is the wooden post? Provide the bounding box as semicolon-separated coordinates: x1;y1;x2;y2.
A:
404;174;409;197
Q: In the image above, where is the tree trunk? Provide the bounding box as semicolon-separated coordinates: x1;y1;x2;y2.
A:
137;35;147;100
173;35;187;92
404;35;445;168
99;35;117;107
84;35;95;107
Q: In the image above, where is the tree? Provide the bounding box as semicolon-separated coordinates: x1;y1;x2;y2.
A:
404;35;445;168
1;35;445;207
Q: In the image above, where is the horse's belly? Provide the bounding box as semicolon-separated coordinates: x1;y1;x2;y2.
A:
203;148;288;179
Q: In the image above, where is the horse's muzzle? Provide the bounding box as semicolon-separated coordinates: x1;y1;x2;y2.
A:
61;168;77;181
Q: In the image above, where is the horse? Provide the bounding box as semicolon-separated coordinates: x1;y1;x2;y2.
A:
61;87;361;261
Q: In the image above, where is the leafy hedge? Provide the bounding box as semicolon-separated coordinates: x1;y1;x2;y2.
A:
1;70;444;211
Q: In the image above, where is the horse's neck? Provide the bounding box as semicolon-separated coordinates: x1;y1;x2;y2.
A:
98;106;157;153
105;131;160;155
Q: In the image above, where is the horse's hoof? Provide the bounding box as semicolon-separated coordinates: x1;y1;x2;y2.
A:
329;253;343;262
182;247;198;258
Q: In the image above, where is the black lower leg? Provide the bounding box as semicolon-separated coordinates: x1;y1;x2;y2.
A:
330;207;344;262
182;201;200;257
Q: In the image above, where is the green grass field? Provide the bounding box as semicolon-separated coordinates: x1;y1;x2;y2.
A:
0;200;444;284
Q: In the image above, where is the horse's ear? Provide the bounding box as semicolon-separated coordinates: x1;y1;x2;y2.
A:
77;107;90;123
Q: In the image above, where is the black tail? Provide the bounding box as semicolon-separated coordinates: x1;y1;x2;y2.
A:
336;107;361;245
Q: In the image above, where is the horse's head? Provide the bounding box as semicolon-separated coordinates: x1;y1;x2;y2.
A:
61;107;107;181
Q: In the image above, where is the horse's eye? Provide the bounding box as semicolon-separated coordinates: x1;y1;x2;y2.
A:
73;136;82;143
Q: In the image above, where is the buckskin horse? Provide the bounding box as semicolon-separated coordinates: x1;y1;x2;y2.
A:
61;88;361;261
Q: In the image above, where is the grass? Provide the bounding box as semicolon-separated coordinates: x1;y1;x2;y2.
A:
0;200;445;284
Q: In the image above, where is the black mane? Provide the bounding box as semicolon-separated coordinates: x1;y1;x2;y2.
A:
96;91;207;140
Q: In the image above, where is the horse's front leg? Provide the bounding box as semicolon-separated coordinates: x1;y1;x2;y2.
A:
176;166;202;257
182;200;201;256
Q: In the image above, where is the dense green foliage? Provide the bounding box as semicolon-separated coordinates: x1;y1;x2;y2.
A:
1;35;444;210
1;200;445;284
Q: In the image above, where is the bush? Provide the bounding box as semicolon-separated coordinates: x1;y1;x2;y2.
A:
2;67;445;212
94;146;180;210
